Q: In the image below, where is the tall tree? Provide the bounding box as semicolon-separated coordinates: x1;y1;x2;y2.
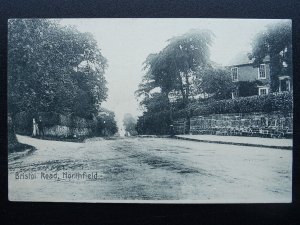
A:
249;21;292;92
8;19;108;120
137;29;214;133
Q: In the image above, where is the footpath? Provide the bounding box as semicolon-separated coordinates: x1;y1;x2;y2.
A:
174;135;292;150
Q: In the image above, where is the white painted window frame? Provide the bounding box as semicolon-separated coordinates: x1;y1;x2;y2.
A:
258;87;269;95
231;67;238;82
257;64;267;79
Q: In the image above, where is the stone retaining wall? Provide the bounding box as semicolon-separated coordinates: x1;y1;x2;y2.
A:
173;111;293;136
14;112;95;137
44;125;92;137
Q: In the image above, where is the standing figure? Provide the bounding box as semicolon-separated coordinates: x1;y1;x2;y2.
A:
37;116;44;138
32;118;39;137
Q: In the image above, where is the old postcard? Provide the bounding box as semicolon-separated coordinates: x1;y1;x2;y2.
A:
8;18;293;203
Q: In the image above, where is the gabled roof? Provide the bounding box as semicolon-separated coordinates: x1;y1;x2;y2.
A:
227;51;254;67
227;52;270;67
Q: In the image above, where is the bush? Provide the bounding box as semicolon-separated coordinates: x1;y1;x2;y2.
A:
173;109;188;120
72;116;88;128
14;112;33;135
8;115;18;148
59;114;72;127
237;80;263;97
95;114;118;136
136;111;171;135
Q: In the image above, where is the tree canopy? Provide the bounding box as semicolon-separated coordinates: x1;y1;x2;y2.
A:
8;19;108;119
96;108;118;136
249;21;292;92
123;113;137;136
136;29;214;134
137;29;214;104
196;67;234;100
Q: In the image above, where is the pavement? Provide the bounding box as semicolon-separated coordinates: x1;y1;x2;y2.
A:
175;135;293;150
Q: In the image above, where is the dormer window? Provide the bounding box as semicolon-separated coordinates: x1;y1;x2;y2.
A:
258;64;266;79
231;67;238;82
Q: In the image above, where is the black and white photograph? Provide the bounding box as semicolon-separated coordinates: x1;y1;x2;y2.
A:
7;18;293;203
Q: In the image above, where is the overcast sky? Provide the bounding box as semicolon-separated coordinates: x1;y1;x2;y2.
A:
59;18;287;129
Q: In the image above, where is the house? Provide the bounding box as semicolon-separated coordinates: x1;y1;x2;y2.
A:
227;52;292;98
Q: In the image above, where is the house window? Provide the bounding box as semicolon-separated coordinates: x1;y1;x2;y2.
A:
258;87;268;95
231;67;238;82
279;78;291;92
231;88;239;99
231;91;237;99
258;64;266;79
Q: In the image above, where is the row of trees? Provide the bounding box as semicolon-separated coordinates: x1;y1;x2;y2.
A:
8;19;118;144
136;21;292;135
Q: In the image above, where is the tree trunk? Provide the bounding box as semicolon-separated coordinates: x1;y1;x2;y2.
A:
184;72;190;134
269;53;281;93
165;92;174;136
8;113;19;152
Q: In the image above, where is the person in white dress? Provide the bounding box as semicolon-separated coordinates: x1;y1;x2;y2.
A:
32;118;39;137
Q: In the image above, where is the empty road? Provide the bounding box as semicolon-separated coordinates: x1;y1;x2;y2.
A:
8;135;292;203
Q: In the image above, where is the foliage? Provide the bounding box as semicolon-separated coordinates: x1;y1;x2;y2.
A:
8;114;18;149
123;113;137;136
236;80;263;97
197;67;234;100
136;23;293;135
249;21;292;92
137;30;214;100
187;91;292;117
136;111;171;135
136;30;214;133
135;92;173;135
8;19;108;119
139;92;170;113
95;109;118;136
13;111;97;135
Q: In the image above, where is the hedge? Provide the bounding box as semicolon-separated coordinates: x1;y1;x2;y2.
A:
136;92;293;134
172;91;293;119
